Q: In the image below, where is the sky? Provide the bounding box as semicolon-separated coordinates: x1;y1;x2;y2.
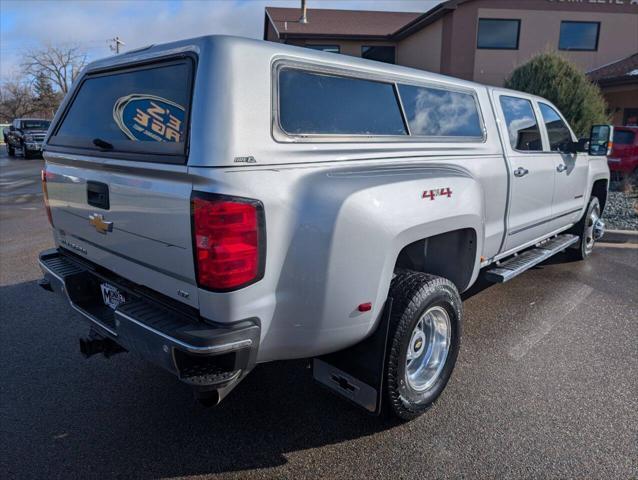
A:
0;0;443;81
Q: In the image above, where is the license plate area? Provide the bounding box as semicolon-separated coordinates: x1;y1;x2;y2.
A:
63;271;121;332
100;283;126;310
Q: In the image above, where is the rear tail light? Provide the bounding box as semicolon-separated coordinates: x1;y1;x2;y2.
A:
192;193;265;291
41;168;53;227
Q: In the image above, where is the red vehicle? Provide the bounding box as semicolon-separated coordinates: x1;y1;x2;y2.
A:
608;126;638;183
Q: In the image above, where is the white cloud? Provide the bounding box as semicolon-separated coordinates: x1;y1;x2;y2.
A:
0;0;442;80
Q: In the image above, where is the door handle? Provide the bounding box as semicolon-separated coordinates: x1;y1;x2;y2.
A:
556;164;567;173
87;181;110;210
513;167;529;177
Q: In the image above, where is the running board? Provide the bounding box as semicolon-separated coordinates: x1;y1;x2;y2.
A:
485;234;579;283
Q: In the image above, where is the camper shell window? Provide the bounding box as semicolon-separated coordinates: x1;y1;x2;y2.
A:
48;57;195;164
276;64;485;142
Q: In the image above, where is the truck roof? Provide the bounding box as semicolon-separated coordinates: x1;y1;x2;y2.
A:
56;35;554;168
84;34;486;91
83;35;558;108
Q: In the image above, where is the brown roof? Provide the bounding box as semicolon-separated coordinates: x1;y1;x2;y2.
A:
265;6;420;40
588;53;638;86
393;0;469;39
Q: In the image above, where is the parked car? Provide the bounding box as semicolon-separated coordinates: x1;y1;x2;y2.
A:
1;124;10;144
37;36;610;420
608;126;638;185
6;118;51;158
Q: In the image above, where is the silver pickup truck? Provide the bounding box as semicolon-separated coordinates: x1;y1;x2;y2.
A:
38;35;610;420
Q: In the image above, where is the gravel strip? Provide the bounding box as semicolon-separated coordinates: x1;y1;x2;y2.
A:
603;191;638;230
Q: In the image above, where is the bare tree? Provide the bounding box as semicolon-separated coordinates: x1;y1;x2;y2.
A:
22;44;87;94
0;78;36;122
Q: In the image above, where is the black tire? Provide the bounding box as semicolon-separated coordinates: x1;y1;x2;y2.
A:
7;144;15;156
569;196;601;261
385;270;462;420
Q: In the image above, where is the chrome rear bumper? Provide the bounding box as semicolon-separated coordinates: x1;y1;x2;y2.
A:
38;248;259;396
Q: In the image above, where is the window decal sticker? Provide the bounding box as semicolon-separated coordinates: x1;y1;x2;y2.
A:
113;94;185;142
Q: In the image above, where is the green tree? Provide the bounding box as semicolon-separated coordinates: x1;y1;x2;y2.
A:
504;52;608;137
32;72;60;118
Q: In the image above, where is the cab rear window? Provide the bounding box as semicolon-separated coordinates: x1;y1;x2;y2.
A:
49;59;194;162
22;120;50;130
613;130;635;145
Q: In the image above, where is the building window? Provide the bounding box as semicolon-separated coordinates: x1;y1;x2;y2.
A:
559;21;600;51
477;19;520;50
622;108;638;126
499;96;542;151
361;46;396;64
305;45;340;54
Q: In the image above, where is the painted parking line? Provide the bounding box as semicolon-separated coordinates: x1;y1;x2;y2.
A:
508;282;593;360
596;242;638;249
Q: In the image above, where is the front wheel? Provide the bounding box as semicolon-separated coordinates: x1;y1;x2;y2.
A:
385;270;462;420
570;196;602;260
7;144;15;156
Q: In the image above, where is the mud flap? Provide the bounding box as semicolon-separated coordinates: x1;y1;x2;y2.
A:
312;299;393;415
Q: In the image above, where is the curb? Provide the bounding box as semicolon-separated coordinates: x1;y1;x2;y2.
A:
602;229;638;244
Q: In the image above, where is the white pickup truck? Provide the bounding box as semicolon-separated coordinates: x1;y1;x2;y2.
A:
38;36;610;420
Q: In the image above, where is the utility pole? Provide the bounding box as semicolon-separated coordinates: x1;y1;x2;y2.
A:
109;36;125;54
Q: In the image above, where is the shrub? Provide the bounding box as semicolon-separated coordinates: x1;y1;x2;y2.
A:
504;52;609;137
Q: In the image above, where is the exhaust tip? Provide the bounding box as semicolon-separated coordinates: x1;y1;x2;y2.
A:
194;389;221;408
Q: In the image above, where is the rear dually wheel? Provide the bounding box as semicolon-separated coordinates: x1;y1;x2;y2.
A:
385;270;462;420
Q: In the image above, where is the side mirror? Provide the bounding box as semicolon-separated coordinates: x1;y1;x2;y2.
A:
588;124;613;156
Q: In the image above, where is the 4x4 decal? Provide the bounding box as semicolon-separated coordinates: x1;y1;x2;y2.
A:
422;188;453;200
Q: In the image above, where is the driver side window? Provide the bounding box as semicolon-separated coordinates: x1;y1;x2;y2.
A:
539;103;573;151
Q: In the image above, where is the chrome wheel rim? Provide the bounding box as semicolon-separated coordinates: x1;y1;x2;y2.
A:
405;306;451;392
584;205;600;254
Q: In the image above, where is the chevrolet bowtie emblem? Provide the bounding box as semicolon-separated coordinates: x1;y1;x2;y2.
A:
89;213;113;234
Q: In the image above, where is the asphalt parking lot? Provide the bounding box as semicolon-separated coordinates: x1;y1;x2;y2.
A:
1;147;637;479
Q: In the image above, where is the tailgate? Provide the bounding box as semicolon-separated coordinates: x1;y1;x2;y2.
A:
45;155;198;307
42;54;199;307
